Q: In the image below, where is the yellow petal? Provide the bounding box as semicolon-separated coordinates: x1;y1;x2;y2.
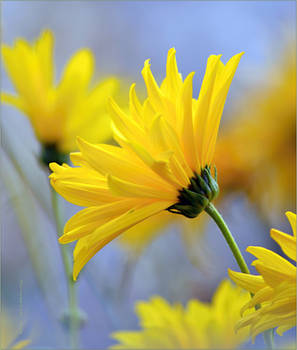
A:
228;269;266;294
180;72;198;170
2;43;29;98
49;162;117;207
286;211;296;237
12;339;31;350
108;97;146;143
251;312;295;339
194;54;222;165
149;115;188;187
129;83;143;125
204;52;244;165
56;49;94;104
165;48;182;99
252;260;296;288
60;199;141;243
141;59;165;113
151;115;193;180
76;137;173;190
142;98;156;127
276;320;296;336
124;139;180;188
61;77;118;151
35;29;54;89
72;200;171;280
270;228;296;261
108;174;177;201
240;286;273;315
247;246;296;280
1;93;27;114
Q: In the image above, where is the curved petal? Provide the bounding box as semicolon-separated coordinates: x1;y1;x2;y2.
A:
72;200;171;280
60;199;141;243
270;228;296;261
228;269;266;294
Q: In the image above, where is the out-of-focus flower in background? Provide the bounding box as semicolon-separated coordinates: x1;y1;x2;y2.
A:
0;312;30;349
229;212;296;339
215;46;296;222
49;49;243;280
110;280;250;349
1;30;118;165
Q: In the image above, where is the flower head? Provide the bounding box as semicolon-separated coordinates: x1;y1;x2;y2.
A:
110;280;250;349
2;30;118;162
229;212;296;339
118;46;295;257
50;49;243;280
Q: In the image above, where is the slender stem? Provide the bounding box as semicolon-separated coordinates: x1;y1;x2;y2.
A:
205;202;274;348
205;202;249;274
263;329;274;349
51;188;79;349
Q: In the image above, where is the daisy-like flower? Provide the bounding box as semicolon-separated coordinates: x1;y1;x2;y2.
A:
110;280;250;349
2;30;118;164
116;46;296;258
50;48;243;280
229;212;296;339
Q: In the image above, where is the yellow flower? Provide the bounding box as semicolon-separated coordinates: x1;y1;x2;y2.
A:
118;46;296;256
50;49;243;280
110;280;250;349
229;212;296;339
2;30;118;155
0;312;30;349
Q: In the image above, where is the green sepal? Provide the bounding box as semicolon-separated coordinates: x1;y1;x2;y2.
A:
167;165;219;219
41;143;69;167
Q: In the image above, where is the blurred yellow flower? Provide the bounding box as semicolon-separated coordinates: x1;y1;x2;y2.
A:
215;48;296;219
2;30;118;156
229;212;296;339
110;280;250;349
50;49;243;280
0;312;30;349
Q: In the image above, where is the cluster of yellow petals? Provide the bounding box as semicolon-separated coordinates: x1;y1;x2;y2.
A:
110;280;250;349
1;30;118;152
50;49;243;280
229;212;296;339
119;47;296;256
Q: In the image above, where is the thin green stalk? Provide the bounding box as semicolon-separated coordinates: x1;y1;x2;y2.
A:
205;202;274;349
51;188;79;349
205;202;249;274
263;329;274;349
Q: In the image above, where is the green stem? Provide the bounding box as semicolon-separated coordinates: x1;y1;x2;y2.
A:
51;188;79;349
263;329;274;349
205;203;249;274
205;202;274;349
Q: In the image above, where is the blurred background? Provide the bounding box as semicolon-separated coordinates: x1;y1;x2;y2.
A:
1;1;296;349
